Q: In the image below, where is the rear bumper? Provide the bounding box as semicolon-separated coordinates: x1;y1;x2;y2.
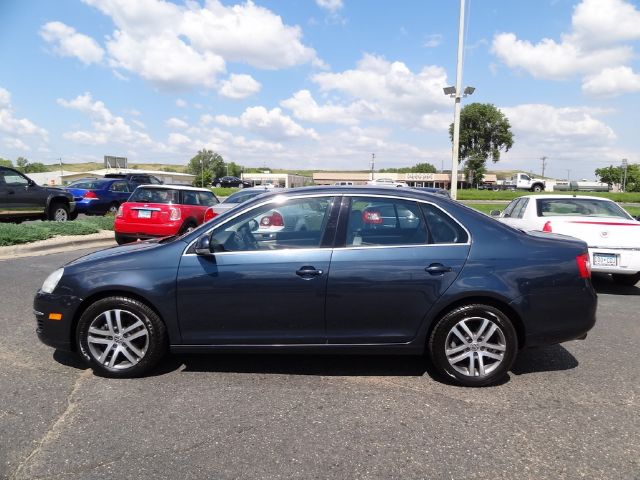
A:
114;221;181;238
588;247;640;275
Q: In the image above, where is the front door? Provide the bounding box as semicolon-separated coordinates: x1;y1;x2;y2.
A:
0;168;42;218
176;195;339;344
325;196;471;344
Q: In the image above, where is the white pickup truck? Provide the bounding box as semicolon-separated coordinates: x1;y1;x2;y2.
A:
497;173;546;192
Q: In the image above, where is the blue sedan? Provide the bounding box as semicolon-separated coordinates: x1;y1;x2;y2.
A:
34;186;596;387
65;178;135;215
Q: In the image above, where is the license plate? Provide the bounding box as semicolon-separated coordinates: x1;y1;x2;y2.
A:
137;210;152;219
593;253;617;266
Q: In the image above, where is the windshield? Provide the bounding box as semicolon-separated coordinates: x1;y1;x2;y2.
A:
129;187;179;204
536;198;632;219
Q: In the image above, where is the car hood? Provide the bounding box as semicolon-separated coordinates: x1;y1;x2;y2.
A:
65;237;183;267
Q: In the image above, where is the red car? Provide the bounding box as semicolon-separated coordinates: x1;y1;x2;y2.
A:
114;185;219;244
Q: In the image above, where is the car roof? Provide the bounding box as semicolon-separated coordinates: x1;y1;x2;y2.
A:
134;184;212;192
519;194;615;202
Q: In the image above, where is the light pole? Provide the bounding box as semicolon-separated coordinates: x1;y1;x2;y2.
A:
444;0;470;200
622;158;628;192
370;153;375;180
200;157;204;187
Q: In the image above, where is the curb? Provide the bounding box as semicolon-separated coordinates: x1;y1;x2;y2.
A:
0;230;116;260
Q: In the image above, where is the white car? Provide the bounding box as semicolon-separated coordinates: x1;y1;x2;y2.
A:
366;178;408;187
493;195;640;286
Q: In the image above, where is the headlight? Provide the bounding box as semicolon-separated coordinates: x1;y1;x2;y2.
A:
41;268;64;294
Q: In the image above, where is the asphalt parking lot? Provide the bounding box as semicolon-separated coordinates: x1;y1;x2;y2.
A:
1;248;638;480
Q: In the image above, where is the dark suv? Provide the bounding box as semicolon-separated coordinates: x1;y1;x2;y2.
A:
104;173;163;186
0;166;76;222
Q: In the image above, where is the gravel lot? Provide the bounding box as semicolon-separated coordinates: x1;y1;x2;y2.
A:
1;248;638;479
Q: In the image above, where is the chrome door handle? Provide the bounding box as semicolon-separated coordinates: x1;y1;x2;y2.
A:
296;266;323;278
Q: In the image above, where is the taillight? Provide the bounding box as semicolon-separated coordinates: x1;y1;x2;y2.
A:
204;209;217;222
576;252;591;279
116;205;123;218
260;212;284;227
169;206;181;221
362;210;383;224
542;221;552;232
83;191;98;199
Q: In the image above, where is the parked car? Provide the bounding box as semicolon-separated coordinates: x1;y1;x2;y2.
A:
492;194;640;285
366;178;408;187
212;176;252;188
204;186;272;222
114;185;219;244
104;173;163;186
333;181;354;186
36;186;597;387
411;186;451;198
0;166;76;222
65;178;135;215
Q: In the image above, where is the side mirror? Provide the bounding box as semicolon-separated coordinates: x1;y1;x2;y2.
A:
194;235;214;256
489;210;501;217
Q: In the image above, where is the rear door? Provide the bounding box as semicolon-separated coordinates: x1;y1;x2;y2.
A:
325;196;471;344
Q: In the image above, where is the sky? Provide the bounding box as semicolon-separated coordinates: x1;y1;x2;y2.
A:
1;0;639;180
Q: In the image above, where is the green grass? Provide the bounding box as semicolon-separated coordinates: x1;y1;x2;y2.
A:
211;187;239;197
457;189;640;202
0;216;114;247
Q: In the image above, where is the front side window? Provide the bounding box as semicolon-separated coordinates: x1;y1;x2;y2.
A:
511;198;529;219
0;168;29;187
345;197;428;247
210;196;335;251
502;198;521;218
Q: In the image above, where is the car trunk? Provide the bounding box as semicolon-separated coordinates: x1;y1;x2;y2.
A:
121;202;172;224
542;216;640;248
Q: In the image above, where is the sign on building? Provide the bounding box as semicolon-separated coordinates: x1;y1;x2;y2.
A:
104;155;127;169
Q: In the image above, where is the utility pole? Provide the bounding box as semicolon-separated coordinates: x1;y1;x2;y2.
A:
541;156;547;178
59;157;63;185
622;159;628;192
200;157;204;188
449;0;466;200
370;153;375;180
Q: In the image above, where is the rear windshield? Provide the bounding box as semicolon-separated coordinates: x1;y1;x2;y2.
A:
536;198;632;219
225;190;264;204
129;187;179;204
68;180;109;189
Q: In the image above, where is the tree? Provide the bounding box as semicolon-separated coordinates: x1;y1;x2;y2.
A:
380;163;437;174
0;158;12;168
226;162;243;177
16;157;29;172
449;103;514;184
186;149;225;186
596;164;640;192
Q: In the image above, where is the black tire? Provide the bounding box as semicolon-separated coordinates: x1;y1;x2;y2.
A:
106;202;119;216
115;233;134;245
76;296;168;378
611;272;640;286
48;202;69;221
179;221;197;234
531;184;543;192
69;210;79;221
428;304;518;387
215;182;222;188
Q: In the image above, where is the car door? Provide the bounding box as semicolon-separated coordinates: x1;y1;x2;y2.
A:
0;168;9;218
109;181;133;205
1;168;43;218
176;195;339;344
325;196;471;344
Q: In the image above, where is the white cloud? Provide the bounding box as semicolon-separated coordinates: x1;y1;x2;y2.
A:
218;74;261;99
582;66;640;97
40;21;104;65
76;0;323;89
315;0;343;12
215;106;319;140
423;34;443;48
491;0;640;89
165;117;189;129
175;99;187;108
280;89;374;125
57;92;152;146
0;87;48;148
310;54;450;127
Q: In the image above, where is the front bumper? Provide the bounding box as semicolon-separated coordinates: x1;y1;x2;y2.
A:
34;291;82;351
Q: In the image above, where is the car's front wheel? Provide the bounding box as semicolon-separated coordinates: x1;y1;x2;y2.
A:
48;202;69;221
612;272;640;286
76;296;167;377
428;304;518;387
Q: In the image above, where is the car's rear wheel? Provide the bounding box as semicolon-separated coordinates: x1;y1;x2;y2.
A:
428;304;518;387
107;202;119;216
179;221;197;234
215;182;222;188
76;296;167;378
612;272;640;286
48;202;69;221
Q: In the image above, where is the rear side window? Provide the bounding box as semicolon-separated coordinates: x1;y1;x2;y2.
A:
129;188;178;204
69;180;108;189
109;181;130;192
421;204;469;244
198;191;219;206
345;197;428;247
